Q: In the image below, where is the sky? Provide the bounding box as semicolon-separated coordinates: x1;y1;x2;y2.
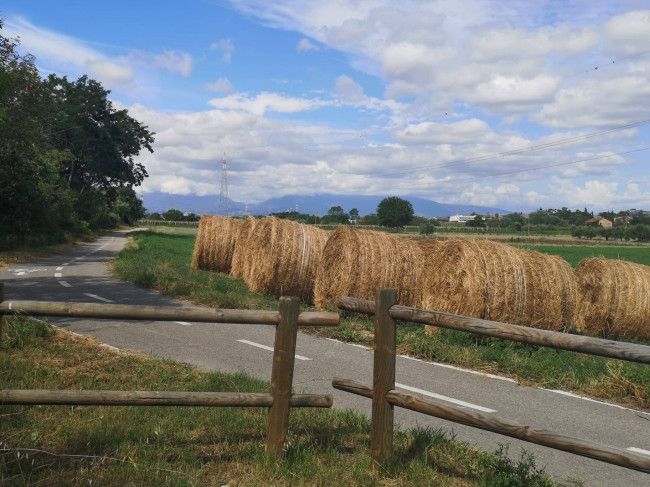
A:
3;0;650;213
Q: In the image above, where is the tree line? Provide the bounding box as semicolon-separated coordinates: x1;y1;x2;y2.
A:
0;21;153;249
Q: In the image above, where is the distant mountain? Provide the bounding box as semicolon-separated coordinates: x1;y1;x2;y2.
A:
143;191;511;218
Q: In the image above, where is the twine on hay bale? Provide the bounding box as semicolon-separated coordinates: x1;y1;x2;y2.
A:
190;214;210;270
575;258;650;340
421;238;578;331
314;226;424;310
191;216;243;273
235;217;329;302
230;216;259;280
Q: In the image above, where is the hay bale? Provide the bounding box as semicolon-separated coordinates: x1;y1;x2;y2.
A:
190;214;211;270
421;238;577;331
191;216;243;273
575;258;650;340
314;227;424;310
230;216;259;280
417;238;442;336
235;217;329;301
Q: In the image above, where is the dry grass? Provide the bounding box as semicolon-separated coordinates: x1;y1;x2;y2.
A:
230;216;260;281
233;217;330;302
314;227;424;310
421;238;578;331
191;216;244;273
575;257;650;340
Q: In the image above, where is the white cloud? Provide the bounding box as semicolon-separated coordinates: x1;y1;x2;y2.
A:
334;75;364;102
86;61;135;88
152;51;193;76
205;78;235;94
208;92;325;116
604;10;650;55
296;38;319;52
210;38;235;63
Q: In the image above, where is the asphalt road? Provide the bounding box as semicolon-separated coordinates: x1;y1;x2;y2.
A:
1;230;649;486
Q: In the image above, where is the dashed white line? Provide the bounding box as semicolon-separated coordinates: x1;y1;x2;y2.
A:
174;321;193;326
58;281;72;288
627;447;650;456
237;339;312;361
55;273;62;278
395;383;496;413
83;293;114;303
539;388;650;416
62;263;70;266
56;267;63;271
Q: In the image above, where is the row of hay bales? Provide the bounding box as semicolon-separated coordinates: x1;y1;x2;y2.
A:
191;215;650;341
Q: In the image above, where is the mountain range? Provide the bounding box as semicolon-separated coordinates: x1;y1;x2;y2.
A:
142;192;511;218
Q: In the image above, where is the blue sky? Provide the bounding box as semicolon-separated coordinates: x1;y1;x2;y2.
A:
3;1;650;212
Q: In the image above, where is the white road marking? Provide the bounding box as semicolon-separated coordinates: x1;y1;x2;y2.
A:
63;263;70;266
15;272;25;276
395;383;496;413
56;267;63;271
627;447;650;456
83;293;114;303
55;273;62;278
326;337;370;350
58;281;72;288
174;321;193;326
399;354;518;383
540;388;650;416
237;339;312;361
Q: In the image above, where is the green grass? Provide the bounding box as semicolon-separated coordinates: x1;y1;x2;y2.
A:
109;230;650;411
510;244;650;268
0;317;565;486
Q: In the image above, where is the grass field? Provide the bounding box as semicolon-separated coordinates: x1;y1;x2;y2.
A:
110;230;649;411
510;244;650;268
0;317;563;486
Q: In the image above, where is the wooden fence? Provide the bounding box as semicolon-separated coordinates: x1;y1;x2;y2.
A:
334;289;650;473
0;283;339;457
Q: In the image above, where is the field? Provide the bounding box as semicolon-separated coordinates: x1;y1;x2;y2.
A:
510;244;650;268
0;317;561;486
110;229;650;411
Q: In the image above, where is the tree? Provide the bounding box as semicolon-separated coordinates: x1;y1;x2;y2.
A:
376;196;414;229
349;208;359;223
322;205;349;224
44;74;154;192
419;222;436;235
466;214;485;227
163;209;184;221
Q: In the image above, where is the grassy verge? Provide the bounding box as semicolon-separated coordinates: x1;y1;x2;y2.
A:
109;230;649;411
0;317;564;486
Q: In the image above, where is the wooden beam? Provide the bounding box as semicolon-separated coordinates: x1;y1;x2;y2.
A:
331;378;650;473
371;288;397;468
1;389;333;408
336;296;650;364
0;300;338;327
266;296;301;457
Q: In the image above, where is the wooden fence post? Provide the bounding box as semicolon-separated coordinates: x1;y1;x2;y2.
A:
267;296;300;457
371;288;397;468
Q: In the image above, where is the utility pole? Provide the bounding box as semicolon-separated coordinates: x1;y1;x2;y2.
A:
219;153;228;216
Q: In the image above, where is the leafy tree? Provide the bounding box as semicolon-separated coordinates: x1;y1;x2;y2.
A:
44;74;154;192
321;205;349;224
112;186;145;225
599;227;612;241
163;209;184;221
466;214;485;228
376;196;414;229
359;213;379;225
419;222;436;235
349;208;359;223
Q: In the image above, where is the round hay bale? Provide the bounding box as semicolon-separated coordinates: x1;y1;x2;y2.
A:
421;238;577;331
314;226;424;310
198;216;244;273
417;237;443;336
575;258;650;340
236;217;329;301
230;216;259;280
190;214;211;270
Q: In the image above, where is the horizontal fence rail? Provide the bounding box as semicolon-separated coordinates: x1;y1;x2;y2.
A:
0;300;339;327
334;289;650;473
336;296;650;365
332;378;650;473
1;390;333;408
0;284;339;458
